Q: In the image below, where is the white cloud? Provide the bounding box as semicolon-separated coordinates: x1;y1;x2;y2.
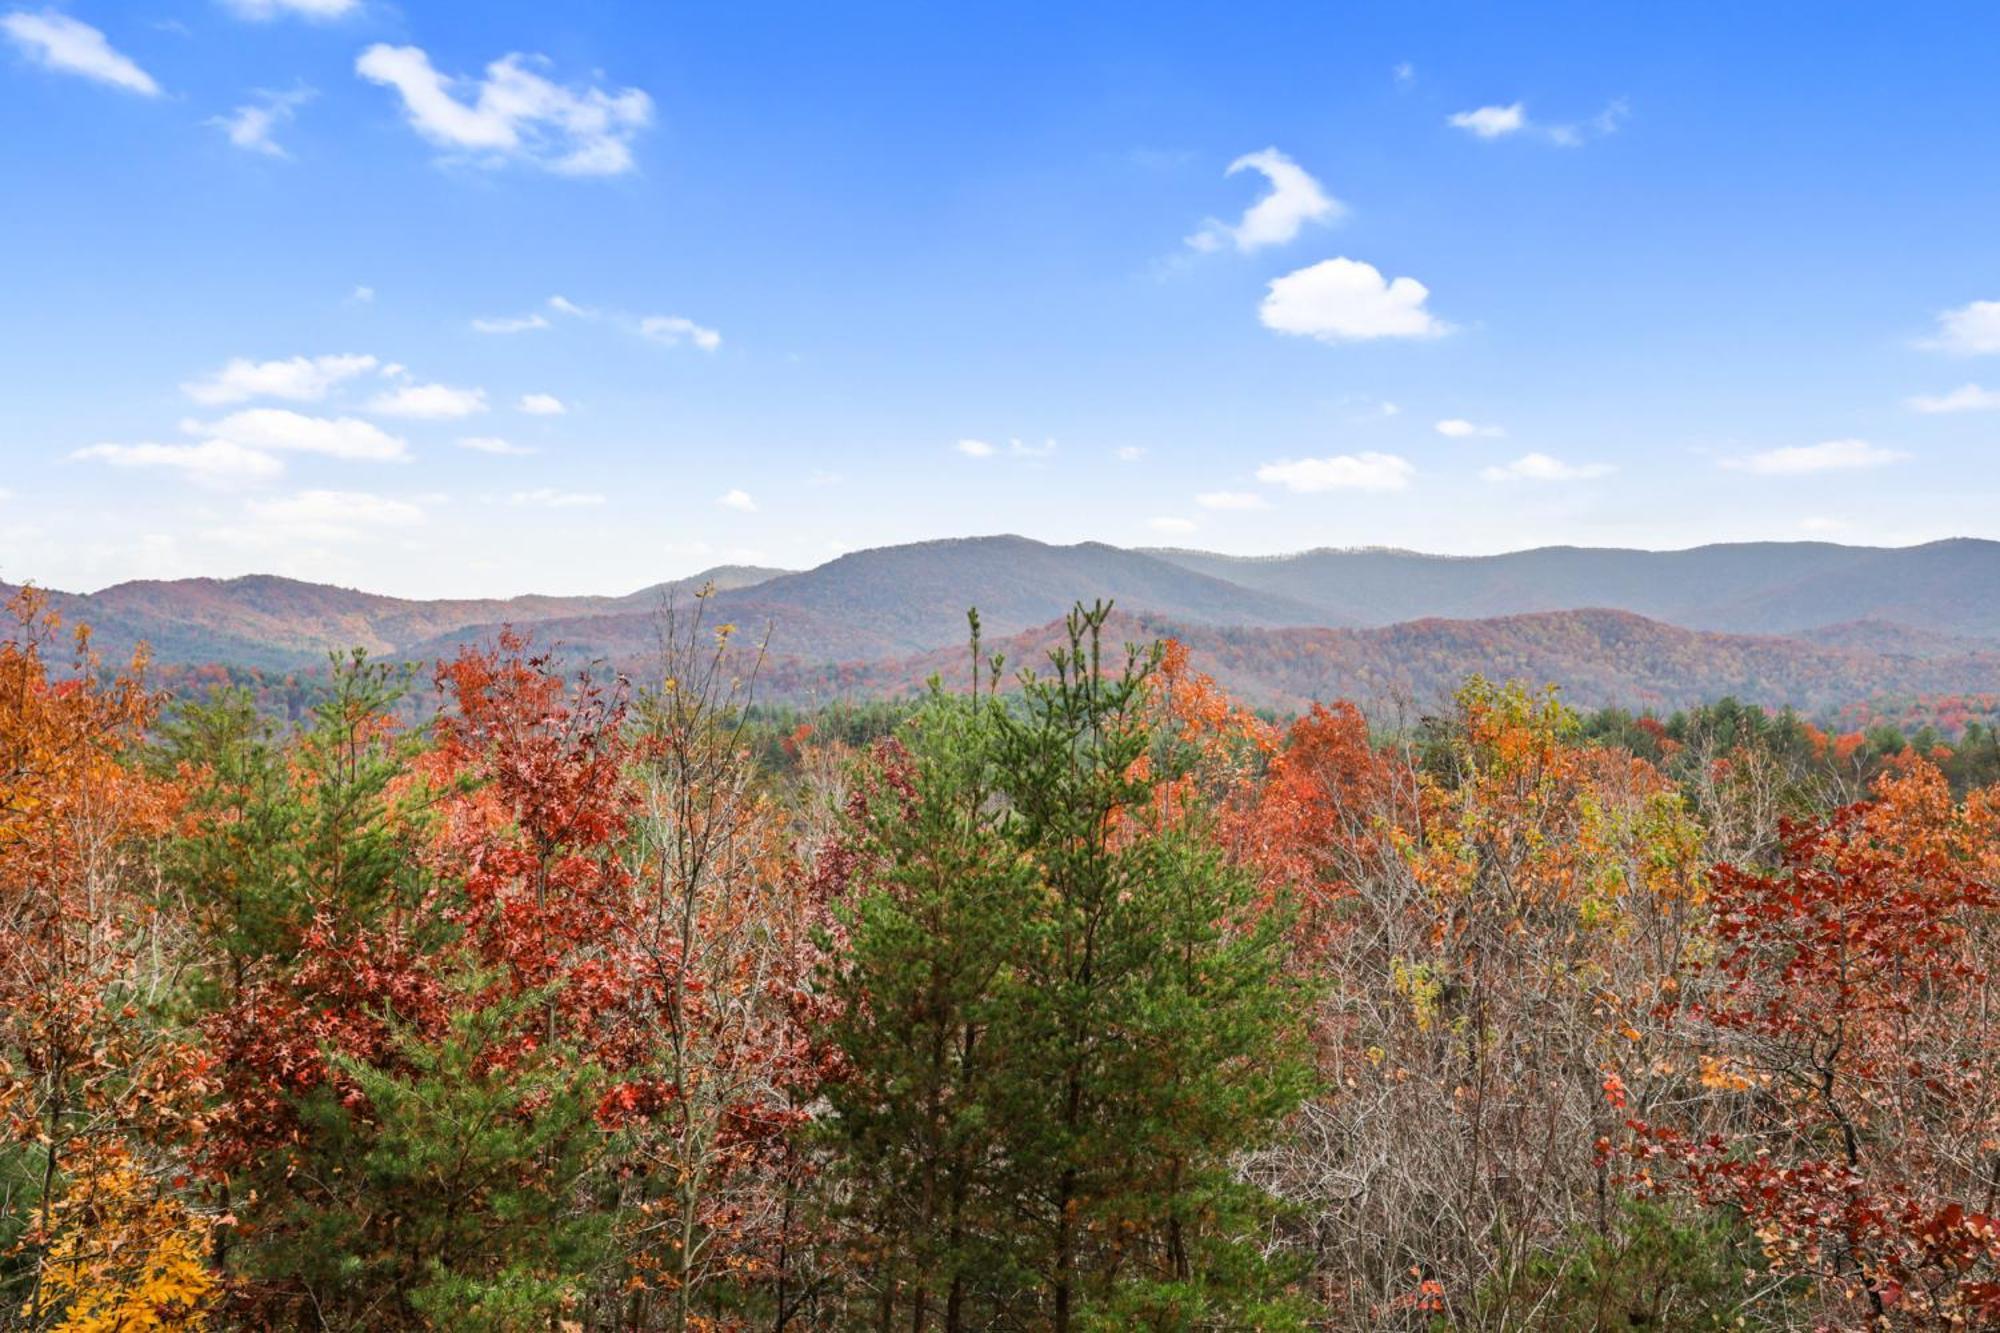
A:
1260;258;1451;342
1480;452;1614;482
517;392;565;416
222;0;358;17
211;85;312;157
508;488;605;508
456;435;534;456
1148;516;1198;535
1393;61;1415;86
1922;301;2000;355
1435;418;1504;438
367;382;487;418
1720;439;1908;475
1448;103;1526;139
1195;490;1269;510
1800;516;1849;534
471;312;549;334
1;10;159;95
184;353;378;404
1256;452;1414;493
348;284;375;304
1009;437;1055;458
355;44;652;176
244;489;423;540
1115;446;1145;462
1450;99;1626;146
1186;147;1343;253
717;488;757;512
73;439;283;485
955;438;995;458
639;314;722;350
547;294;592;318
196;408;409;460
1907;383;2000;414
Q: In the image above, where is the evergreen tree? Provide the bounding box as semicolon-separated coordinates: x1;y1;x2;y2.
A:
822;605;1314;1330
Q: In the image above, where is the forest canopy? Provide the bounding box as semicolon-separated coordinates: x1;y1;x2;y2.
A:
3;586;1999;1330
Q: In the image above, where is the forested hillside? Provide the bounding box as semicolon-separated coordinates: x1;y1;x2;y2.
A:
6;586;2000;1330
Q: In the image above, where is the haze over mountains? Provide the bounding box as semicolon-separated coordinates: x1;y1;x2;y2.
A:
13;535;2000;713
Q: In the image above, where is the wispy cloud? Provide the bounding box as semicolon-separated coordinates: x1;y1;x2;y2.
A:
1;10;159;95
368;383;487;419
1720;439;1908;475
1256;452;1414;493
509;488;605;508
1480;453;1613;482
717;488;756;512
517;393;565;416
1907;383;2000;414
457;435;534;456
1186;148;1343;254
72;439;283;486
355;44;652;176
1449;99;1626;146
1195;491;1269;510
183;353;378;405
471;311;550;334
639;315;722;350
211;85;313;157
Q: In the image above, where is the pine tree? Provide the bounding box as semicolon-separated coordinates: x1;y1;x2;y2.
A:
822;605;1314;1329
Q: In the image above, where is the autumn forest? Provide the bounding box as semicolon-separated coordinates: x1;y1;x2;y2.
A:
3;581;1998;1332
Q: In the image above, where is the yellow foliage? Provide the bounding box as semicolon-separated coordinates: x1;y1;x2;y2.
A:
35;1148;217;1332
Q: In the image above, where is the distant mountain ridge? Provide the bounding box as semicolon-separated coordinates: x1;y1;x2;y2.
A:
12;535;2000;712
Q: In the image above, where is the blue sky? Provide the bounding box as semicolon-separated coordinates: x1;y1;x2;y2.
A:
4;1;2000;596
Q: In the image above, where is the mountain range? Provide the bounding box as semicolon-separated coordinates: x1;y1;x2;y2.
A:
13;535;2000;714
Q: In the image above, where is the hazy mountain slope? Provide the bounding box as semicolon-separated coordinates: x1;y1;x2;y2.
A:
702;535;1333;656
1146;540;2000;636
7;566;789;669
751;607;2000;715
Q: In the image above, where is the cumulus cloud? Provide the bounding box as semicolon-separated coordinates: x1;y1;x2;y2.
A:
508;488;605;508
1479;452;1614;482
1259;258;1451;343
1922;301;2000;355
195;408;409;460
472;312;550;334
1720;439;1908;475
72;439;283;485
1907;383;2000;413
717;488;757;512
639;315;722;350
1255;452;1414;493
183;353;378;404
367;382;487;418
456;435;534;455
1186;148;1343;253
517;392;565;416
1195;491;1269;510
210;85;312;157
955;439;995;458
1;10;158;95
355;44;652;175
1435;418;1504;438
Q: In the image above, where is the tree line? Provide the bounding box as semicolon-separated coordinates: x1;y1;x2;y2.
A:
3;587;1998;1329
